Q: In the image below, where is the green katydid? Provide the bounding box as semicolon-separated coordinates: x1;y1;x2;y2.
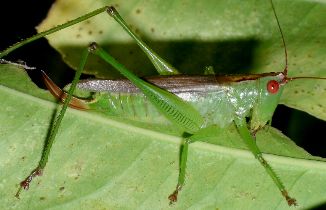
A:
0;0;325;207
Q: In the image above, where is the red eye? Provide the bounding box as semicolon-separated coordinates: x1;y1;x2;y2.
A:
267;80;279;94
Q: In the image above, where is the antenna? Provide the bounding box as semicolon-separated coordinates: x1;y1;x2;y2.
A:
270;0;288;76
269;0;326;82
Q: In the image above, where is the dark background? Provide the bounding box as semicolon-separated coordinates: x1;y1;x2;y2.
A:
1;1;325;157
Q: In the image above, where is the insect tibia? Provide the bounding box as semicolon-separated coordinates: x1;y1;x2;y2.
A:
15;167;43;199
41;70;90;110
0;6;107;59
105;5;180;75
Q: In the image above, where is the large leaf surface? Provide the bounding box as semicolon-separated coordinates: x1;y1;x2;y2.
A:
38;0;326;120
1;65;326;209
0;0;325;209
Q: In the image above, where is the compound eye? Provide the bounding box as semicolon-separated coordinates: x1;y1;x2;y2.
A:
267;80;280;94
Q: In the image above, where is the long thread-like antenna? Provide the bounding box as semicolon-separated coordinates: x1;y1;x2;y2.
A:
270;0;326;82
270;0;288;76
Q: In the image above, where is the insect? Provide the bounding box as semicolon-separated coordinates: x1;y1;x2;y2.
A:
0;0;325;208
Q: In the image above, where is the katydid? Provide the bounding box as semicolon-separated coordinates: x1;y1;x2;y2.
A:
0;0;325;207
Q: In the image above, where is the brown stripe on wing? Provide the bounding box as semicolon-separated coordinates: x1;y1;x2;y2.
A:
77;72;281;93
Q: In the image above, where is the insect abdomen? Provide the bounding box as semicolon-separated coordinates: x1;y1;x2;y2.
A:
97;92;167;124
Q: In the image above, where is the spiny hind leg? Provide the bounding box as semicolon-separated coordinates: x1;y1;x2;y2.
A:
16;49;91;198
89;42;207;204
107;6;180;76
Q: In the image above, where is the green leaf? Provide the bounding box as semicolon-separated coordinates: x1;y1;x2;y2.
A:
1;64;326;209
1;0;326;209
37;0;326;120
